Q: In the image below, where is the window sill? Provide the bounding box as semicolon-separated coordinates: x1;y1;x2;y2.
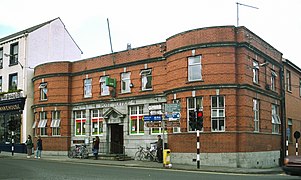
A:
130;133;145;135
39;99;48;102
252;82;260;86
84;96;92;99
186;80;204;84
119;91;131;95
141;89;153;92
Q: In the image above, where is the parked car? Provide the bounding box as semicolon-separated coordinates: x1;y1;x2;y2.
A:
282;156;301;176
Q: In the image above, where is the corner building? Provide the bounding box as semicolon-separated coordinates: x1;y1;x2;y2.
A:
33;26;284;168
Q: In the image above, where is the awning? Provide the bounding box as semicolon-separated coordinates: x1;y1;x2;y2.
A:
50;119;61;128
38;120;47;128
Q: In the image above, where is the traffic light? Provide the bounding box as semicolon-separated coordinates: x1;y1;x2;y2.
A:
189;110;196;131
196;109;203;130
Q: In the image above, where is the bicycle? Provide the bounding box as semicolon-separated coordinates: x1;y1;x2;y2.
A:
134;146;157;162
68;144;89;159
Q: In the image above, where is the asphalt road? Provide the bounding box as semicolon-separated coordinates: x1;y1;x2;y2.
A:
0;157;299;180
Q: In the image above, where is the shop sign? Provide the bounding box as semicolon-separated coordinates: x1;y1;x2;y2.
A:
0;97;26;113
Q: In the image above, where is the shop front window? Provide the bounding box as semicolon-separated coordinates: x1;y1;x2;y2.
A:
91;109;103;136
75;110;86;136
129;105;145;134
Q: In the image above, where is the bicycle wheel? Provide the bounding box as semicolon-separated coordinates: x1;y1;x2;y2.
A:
134;151;144;160
68;149;75;158
81;148;89;159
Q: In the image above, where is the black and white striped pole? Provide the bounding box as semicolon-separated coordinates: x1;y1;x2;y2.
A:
286;135;289;156
294;131;300;156
197;130;200;169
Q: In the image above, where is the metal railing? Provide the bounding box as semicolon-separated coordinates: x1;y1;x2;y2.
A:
0;91;24;101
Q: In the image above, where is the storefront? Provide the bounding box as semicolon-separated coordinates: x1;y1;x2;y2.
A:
0;92;26;151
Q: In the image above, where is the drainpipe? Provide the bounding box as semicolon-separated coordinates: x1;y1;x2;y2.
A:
280;65;286;166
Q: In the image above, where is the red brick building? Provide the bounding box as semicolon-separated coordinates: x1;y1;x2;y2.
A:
32;26;284;168
283;59;301;156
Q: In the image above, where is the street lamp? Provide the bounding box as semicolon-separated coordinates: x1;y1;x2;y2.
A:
4;53;24;69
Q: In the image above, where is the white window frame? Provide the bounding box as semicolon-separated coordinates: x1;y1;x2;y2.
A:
75;110;86;136
39;83;48;100
100;76;110;96
84;78;92;98
271;71;277;91
253;61;259;84
51;111;61;136
253;99;259;132
272;104;281;134
121;72;131;93
91;109;104;136
211;96;225;132
141;69;152;91
188;56;202;81
129;105;145;135
39;112;47;136
187;97;203;132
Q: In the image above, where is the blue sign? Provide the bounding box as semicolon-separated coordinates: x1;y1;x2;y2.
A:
165;113;180;119
286;128;291;137
143;115;162;121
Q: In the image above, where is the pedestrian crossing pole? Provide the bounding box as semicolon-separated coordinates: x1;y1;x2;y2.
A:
296;139;299;156
286;136;289;156
197;130;200;169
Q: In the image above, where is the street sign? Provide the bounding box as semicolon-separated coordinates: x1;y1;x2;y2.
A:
165;113;180;120
286;128;291;138
145;122;162;128
165;103;180;113
143;115;162;121
164;121;180;128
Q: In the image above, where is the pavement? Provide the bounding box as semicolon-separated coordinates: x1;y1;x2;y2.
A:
0;151;283;175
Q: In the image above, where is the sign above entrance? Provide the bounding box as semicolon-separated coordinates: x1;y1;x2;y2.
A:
0;97;26;113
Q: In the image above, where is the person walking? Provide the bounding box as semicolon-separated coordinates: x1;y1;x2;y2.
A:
35;136;43;159
93;136;100;160
25;135;33;158
156;135;163;163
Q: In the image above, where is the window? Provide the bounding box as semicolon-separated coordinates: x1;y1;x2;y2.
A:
75;110;86;136
121;72;131;93
51;111;61;136
141;69;152;91
288;119;293;143
100;76;110;96
188;56;202;81
286;70;291;92
9;43;18;66
253;61;259;84
32;120;37;137
211;96;225;132
0;76;2;92
253;99;259;132
91;109;103;136
272;104;281;134
84;78;92;98
39;83;47;100
9;73;18;91
130;105;145;134
0;48;3;69
38;112;48;136
271;70;277;91
187;97;203;131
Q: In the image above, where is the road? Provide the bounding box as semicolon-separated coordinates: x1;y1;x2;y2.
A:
0;157;299;180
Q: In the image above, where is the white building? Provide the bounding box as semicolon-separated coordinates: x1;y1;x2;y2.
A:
0;17;82;145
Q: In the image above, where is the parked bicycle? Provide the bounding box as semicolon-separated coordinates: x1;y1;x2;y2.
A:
68;144;89;159
134;145;157;162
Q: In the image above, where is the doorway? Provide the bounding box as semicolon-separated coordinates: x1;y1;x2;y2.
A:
110;124;124;154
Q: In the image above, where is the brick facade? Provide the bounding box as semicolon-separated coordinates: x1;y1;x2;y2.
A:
32;26;285;167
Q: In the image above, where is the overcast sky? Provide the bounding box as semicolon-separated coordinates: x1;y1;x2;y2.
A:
1;0;300;67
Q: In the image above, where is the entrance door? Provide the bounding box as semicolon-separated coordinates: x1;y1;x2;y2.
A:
110;124;124;154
